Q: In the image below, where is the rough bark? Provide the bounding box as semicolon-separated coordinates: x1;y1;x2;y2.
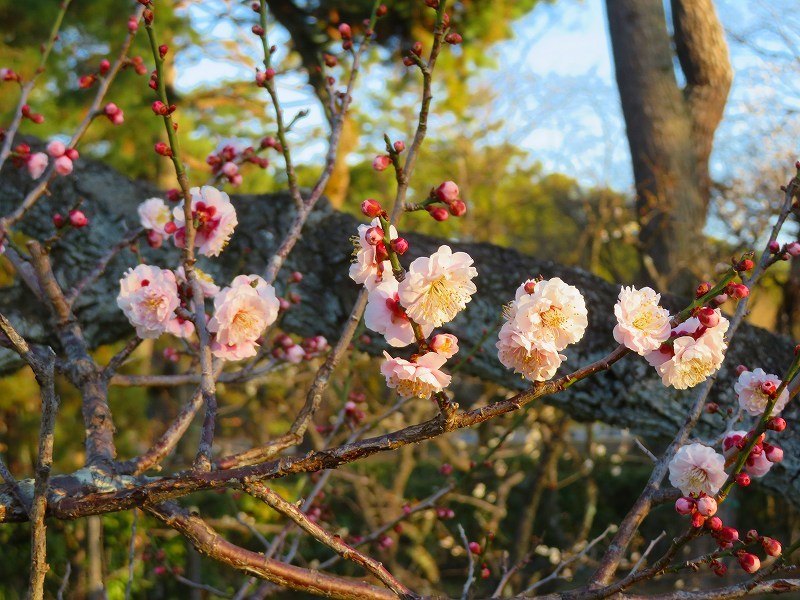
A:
0;147;799;511
606;0;732;293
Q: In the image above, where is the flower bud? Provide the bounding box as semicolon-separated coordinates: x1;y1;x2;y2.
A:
738;552;760;574
365;226;383;245
735;364;748;375
338;23;352;39
745;529;760;543
445;32;463;44
391;237;409;255
706;516;723;531
449;200;467;217
727;283;750;300
435;180;459;203
361;198;383;217
696;307;719;328
128;17;139;33
376;4;388;17
393;140;405;153
289;271;303;283
154;142;172;157
787;241;800;257
54;155;73;176
468;542;481;554
735;472;751;487
761;536;782;557
412;41;423;56
760;380;777;396
736;258;754;272
431;333;459;359
159;44;169;58
251;25;264;36
675;496;695;515
372;155;391;171
440;463;453;475
695;282;712;298
52;213;65;228
696;496;717;517
769;240;780;253
717;527;739;544
710;560;727;577
690;511;706;528
68;209;89;228
99;59;111;75
428;206;449;221
375;242;389;263
767;417;787;432
764;443;784;463
146;229;164;248
46;140;66;158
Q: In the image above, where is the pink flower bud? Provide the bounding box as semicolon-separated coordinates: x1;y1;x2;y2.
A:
769;240;780;253
675;496;695;515
365;226;383;245
787;241;800;257
128;16;139;33
344;401;357;414
738;552;760;574
713;293;728;305
745;529;760;543
65;148;79;161
99;59;110;75
736;258;755;272
431;333;459;359
445;32;463;44
46;140;66;158
52;213;65;228
696;496;717;517
361;198;383;217
435;180;459;203
154;142;172;157
761;537;782;556
735;364;748;375
104;102;119;116
54;155;73;176
764;444;783;463
767;417;787;432
696;307;719;328
760;380;777;396
255;70;267;86
338;23;352;39
372;155;391;171
468;542;481;554
221;161;239;177
146;229;164;248
690;511;706;528
428;206;449;221
152;100;166;115
449;200;467;217
717;527;739;544
289;271;303;283
727;283;750;300
735;472;751;487
68;209;88;228
439;463;453;476
706;516;723;531
391;237;409;255
393;140;405;153
524;281;537;294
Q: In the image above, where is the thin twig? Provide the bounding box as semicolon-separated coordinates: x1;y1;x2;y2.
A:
56;563;71;600
627;530;666;576
124;509;138;600
458;524;476;600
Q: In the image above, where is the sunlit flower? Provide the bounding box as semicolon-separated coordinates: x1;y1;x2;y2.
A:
613;286;671;355
398;245;477;328
645;312;728;389
669;443;727;496
431;333;459;359
348;218;397;291
173;186;238;257
496;322;565;382
380;351;451;398
511;277;587;351
734;368;790;416
117;264;180;339
138;197;173;236
364;278;432;347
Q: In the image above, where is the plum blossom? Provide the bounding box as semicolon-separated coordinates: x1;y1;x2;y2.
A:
27;152;48;179
398;245;478;328
613;286;671;355
510;277;587;351
173;186;237;257
349;218;397;291
496;323;565;382
669;443;728;496
364;278;432;347
138;197;173;236
431;333;459;359
380;351;451;398
734;368;790;416
721;431;774;478
645;311;728;389
208;275;279;360
117;264;180;339
175;266;220;298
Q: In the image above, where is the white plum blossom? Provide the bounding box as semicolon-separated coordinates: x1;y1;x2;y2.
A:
138;197;173;236
645;311;728;390
348;218;397;291
734;368;790;416
668;443;728;496
380;351;452;398
510;277;588;351
174;266;220;298
496;323;565;382
173;186;238;257
208;275;280;361
398;245;478;328
117;264;180;339
364;278;432;347
613;286;671;355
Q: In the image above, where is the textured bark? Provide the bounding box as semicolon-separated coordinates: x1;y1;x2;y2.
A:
1;148;799;511
606;0;732;292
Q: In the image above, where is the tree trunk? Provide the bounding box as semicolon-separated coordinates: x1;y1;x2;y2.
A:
606;0;732;294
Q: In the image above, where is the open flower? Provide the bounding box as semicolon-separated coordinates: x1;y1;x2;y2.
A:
208;275;280;360
173;186;237;257
117;264;180;339
364;278;432;347
175;266;220;298
510;277;587;351
613;286;671;355
669;443;728;496
734;368;790;416
645;312;728;389
496;322;565;382
349;218;397;291
398;245;477;328
431;333;459;359
380;351;451;398
138;197;173;236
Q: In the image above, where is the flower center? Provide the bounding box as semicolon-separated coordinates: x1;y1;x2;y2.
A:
540;306;567;328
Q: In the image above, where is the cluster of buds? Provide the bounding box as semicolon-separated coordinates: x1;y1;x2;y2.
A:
125;55;148;76
768;240;800;260
141;544;183;578
674;493;718;529
271;333;329;364
723;430;784;475
46;140;79;175
151;100;176;117
103;102;124;125
425;181;467;221
435;506;455;520
338;23;353;51
53;209;89;229
21;104;44;124
154;142;173;157
255;67;275;87
260;135;283;153
344;390;367;424
206;143;268;186
148;68;159;91
402;40;424;67
10;143;48;179
78;59;112;89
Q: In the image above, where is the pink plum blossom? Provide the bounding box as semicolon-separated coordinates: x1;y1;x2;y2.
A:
285;344;305;364
349;218;397;291
645;311;728;389
668;443;728;496
431;333;459;358
380;351;452;398
496;323;565;382
117;265;180;339
173;186;238;257
734;367;790;416
46;140;66;158
398;245;478;328
364;278;432;347
54;155;73;175
138;197;173;236
509;277;587;351
26;152;48;179
613;285;671;355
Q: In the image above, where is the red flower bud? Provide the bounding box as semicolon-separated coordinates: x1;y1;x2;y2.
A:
769;240;780;253
761;536;782;557
468;542;481;554
695;282;711;298
376;4;388;17
711;560;727;577
738;552;760;574
365;226;383;246
449;200;467;217
706;516;723;531
68;209;89;228
372;155;391;171
435;180;460;203
760;380;777;396
764;443;784;463
690;511;706;528
391;237;409;255
52;213;65;228
735;472;751;487
99;59;111;75
445;32;463;44
412;41;423;56
154;142;172;157
767;417;787;432
696;307;720;328
252;25;264;36
736;258;754;272
428;206;449;221
361;198;383;217
338;23;352;40
159;44;169;58
717;527;739;544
